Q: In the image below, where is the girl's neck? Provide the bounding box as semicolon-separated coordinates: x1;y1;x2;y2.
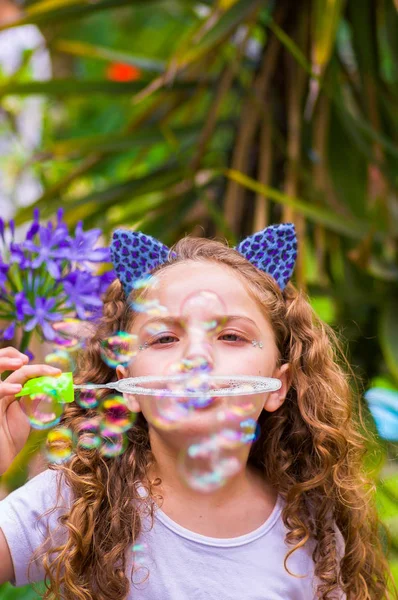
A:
146;431;278;537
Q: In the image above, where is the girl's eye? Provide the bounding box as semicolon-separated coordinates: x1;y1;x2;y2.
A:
151;335;178;345
219;332;247;343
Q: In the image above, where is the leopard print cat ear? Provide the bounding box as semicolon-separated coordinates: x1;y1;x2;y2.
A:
111;223;297;297
110;229;173;297
234;223;297;290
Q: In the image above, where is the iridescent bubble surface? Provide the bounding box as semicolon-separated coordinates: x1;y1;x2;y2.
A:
75;388;101;409
100;429;128;457
132;541;149;566
45;349;74;372
178;435;243;492
100;332;138;368
45;427;75;464
77;418;102;450
180;290;227;340
19;392;64;430
131;276;168;316
99;395;136;433
52;318;87;351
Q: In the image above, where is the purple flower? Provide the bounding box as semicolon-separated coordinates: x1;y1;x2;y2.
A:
23;223;70;278
25;209;40;241
9;242;32;269
0;259;8;288
99;269;116;294
15;291;30;320
21;296;63;341
67;221;110;263
2;322;15;340
62;271;103;320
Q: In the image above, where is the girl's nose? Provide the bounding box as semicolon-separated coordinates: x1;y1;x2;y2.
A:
182;327;215;371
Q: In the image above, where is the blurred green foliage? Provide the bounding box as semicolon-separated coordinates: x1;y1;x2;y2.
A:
0;0;397;596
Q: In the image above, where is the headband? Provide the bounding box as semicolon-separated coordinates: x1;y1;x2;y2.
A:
110;223;297;297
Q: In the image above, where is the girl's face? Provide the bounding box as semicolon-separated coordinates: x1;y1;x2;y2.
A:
117;261;290;441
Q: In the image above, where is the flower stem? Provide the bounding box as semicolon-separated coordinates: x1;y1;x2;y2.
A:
19;330;33;354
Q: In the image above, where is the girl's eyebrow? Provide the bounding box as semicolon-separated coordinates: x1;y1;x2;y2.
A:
138;315;261;334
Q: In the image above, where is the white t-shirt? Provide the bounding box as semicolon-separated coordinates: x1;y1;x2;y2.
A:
0;469;346;599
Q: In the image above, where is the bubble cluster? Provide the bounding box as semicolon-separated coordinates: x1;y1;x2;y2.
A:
27;283;267;493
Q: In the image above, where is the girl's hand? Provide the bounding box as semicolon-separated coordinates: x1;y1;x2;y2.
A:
0;347;61;476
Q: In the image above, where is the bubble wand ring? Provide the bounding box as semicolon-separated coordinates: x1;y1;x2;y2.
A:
75;375;282;398
16;374;281;403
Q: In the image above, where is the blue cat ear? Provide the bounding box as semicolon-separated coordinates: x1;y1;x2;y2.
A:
235;223;297;290
110;229;171;296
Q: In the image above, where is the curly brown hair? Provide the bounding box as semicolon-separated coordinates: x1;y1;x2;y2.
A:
33;235;397;600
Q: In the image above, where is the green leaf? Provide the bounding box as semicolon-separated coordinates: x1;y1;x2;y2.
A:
45;122;231;158
0;78;198;98
266;18;316;78
312;0;345;69
173;0;261;68
0;0;157;32
379;301;398;385
53;40;167;73
223;168;370;239
62;164;191;213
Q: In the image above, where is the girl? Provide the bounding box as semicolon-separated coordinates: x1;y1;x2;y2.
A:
0;224;395;600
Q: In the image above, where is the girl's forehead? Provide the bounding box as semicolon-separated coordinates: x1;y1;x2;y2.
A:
151;261;262;317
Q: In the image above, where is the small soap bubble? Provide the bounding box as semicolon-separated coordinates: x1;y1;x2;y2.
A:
77;418;101;450
99;395;136;433
227;385;258;417
144;321;170;337
132;275;158;292
75;388;101;410
150;392;192;431
100;429;128;457
130;275;168;316
45;427;76;464
100;332;138;368
52;318;87;351
217;418;259;449
181;356;212;373
45;349;74;372
180;290;227;339
19;392;64;430
133;298;168;317
178;436;242;493
132;541;148;566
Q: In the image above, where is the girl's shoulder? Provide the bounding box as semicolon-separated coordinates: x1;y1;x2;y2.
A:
0;469;72;586
0;468;72;521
